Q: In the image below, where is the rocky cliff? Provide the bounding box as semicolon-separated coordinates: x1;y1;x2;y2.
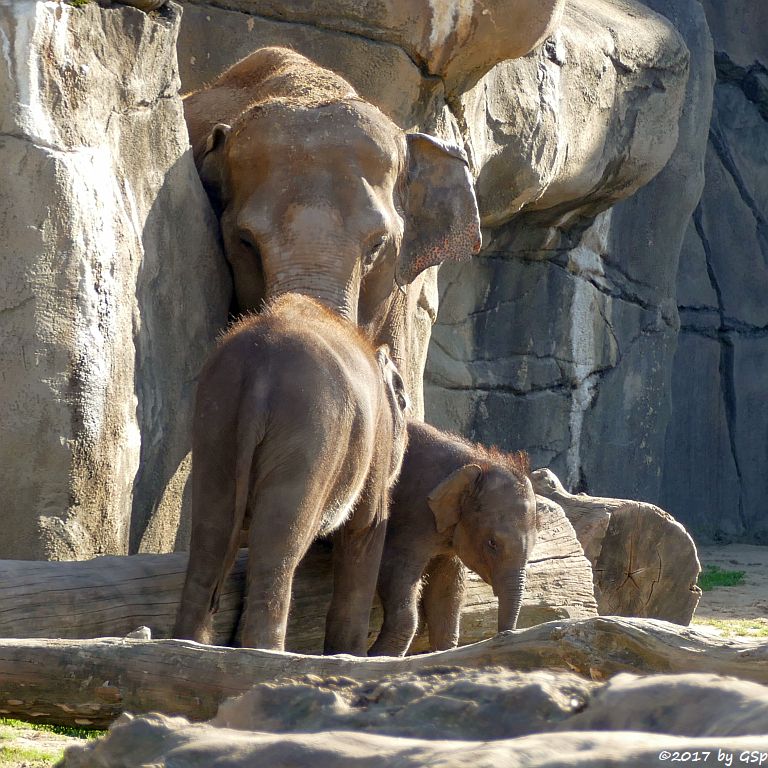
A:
0;0;763;556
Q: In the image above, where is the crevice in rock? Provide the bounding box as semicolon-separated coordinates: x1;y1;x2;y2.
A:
709;113;768;254
718;334;747;533
0;131;62;153
0;296;34;316
715;52;768;123
549;256;675;326
694;205;748;533
429;380;573;398
445;91;476;176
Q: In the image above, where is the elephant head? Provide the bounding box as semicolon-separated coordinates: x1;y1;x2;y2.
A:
186;48;481;394
427;460;537;632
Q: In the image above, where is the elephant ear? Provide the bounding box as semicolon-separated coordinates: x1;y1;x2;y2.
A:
397;133;482;287
376;345;410;414
197;122;231;211
427;464;482;533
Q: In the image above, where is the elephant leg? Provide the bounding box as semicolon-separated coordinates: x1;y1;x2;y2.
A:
324;503;388;656
368;553;429;657
421;555;467;651
174;441;246;644
238;483;316;651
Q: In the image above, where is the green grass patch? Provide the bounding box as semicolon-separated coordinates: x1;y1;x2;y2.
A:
0;719;99;740
693;618;768;638
0;743;64;767
66;0;92;7
697;564;746;591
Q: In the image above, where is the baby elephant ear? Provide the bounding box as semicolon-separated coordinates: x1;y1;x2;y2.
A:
397;133;482;288
427;464;482;533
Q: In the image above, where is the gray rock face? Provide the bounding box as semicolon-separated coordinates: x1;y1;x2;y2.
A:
60;670;768;766
213;668;596;740
0;2;229;559
2;0;753;558
59;719;768;768
563;672;768;737
660;0;768;542
179;0;565;96
427;0;715;506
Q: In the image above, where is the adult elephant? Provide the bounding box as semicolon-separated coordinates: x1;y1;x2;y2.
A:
184;47;481;410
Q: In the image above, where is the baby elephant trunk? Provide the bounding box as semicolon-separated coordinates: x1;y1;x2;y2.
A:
496;567;527;632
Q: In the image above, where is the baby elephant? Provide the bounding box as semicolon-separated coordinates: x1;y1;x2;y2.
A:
174;293;408;655
370;421;537;656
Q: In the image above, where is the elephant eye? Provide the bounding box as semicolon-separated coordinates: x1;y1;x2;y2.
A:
486;538;498;551
238;236;259;260
364;236;388;267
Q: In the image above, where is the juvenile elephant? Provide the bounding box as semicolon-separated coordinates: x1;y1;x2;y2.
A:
369;421;537;656
183;46;481;406
173;293;409;655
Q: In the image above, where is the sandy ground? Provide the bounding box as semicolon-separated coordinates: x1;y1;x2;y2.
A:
693;544;768;621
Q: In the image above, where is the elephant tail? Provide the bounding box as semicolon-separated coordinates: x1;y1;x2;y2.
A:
210;380;268;618
232;382;268;550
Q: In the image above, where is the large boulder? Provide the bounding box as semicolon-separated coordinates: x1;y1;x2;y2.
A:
0;1;229;559
178;0;565;99
660;0;768;542
59;669;768;766
425;0;701;501
58;718;768;768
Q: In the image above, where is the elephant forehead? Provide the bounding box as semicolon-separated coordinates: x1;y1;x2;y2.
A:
481;471;536;510
231;100;404;175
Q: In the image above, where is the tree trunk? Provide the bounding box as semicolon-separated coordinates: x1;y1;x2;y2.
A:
0;495;596;654
531;469;702;624
0;617;764;728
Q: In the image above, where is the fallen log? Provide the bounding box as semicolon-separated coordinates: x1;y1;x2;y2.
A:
531;469;701;624
0;617;765;728
0;496;596;653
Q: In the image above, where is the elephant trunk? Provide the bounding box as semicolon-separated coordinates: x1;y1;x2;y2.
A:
265;264;359;322
496;567;527;632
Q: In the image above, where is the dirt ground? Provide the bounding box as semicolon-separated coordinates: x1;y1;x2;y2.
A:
693;543;768;622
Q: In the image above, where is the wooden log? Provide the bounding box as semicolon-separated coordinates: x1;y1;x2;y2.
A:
0;617;765;728
531;469;611;566
531;468;702;624
0;496;596;653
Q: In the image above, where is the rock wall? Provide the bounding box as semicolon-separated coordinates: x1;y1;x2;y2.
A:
1;0;756;557
0;2;229;559
429;0;768;544
424;0;696;496
660;0;768;542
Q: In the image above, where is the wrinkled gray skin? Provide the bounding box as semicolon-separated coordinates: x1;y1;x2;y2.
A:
370;421;537;656
173;294;409;655
184;47;481;396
